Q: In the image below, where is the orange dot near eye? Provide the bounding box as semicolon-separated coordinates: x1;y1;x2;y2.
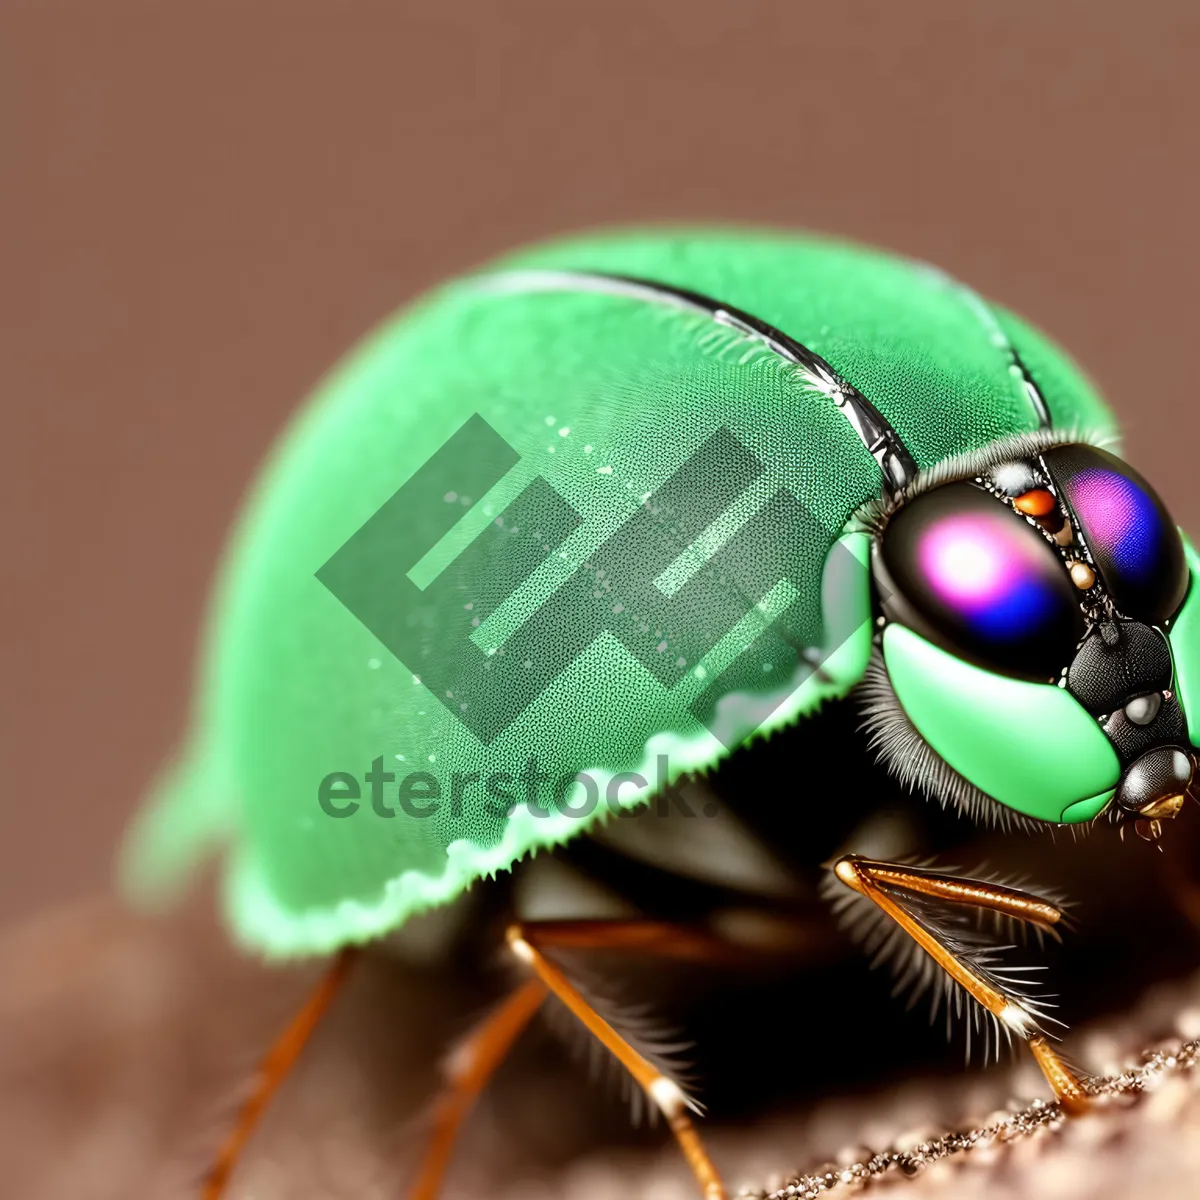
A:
1013;488;1057;517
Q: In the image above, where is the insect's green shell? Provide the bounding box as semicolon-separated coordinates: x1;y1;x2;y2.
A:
123;228;1116;957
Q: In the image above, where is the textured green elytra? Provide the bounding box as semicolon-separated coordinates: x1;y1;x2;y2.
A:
123;227;1126;958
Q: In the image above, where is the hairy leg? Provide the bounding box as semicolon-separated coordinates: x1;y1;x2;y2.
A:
504;919;730;1200
832;854;1089;1112
407;978;548;1200
203;948;357;1199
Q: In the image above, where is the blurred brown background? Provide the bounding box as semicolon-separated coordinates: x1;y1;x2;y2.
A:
2;2;1198;946
6;6;1200;1199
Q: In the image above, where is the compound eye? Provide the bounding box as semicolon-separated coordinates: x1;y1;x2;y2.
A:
1043;444;1188;624
878;481;1085;680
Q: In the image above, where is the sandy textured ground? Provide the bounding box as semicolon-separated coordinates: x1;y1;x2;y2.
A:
4;897;1200;1200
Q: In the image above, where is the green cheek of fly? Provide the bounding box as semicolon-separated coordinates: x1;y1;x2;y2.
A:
882;624;1119;823
1167;536;1200;748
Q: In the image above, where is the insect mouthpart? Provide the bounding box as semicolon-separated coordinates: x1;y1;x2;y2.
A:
1114;745;1195;841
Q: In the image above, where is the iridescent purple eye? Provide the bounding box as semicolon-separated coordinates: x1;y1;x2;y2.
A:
878;482;1084;679
1044;444;1187;623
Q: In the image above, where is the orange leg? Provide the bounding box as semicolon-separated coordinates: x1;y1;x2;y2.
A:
834;855;1089;1112
202;948;356;1199
506;917;742;962
407;978;548;1200
505;920;727;1200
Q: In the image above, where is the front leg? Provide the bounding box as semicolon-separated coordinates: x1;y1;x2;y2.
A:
830;854;1090;1112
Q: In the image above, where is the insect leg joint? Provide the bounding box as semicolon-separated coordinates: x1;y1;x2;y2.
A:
505;923;536;965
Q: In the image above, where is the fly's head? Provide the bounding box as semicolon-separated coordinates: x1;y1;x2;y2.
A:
863;434;1198;839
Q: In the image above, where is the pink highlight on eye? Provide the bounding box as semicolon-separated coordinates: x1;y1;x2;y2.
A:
920;516;1007;606
916;511;1061;637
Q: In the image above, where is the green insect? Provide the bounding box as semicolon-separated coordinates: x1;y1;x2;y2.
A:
125;228;1200;1199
